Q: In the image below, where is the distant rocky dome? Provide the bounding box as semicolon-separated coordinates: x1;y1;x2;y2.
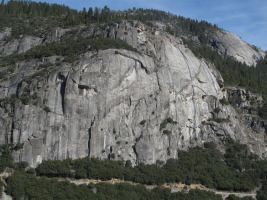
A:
210;30;266;66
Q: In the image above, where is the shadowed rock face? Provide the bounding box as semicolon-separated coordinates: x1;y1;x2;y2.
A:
0;21;266;167
210;30;266;66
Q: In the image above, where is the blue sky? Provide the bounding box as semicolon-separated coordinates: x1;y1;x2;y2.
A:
35;0;267;51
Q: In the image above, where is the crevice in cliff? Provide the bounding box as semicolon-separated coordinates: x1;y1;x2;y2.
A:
193;85;208;95
78;84;98;93
132;143;138;165
139;62;149;74
58;72;67;114
88;117;95;157
129;96;132;107
155;70;162;91
72;79;77;84
72;78;98;93
10;121;15;144
78;85;90;90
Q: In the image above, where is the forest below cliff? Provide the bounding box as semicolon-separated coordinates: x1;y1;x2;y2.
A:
1;140;266;200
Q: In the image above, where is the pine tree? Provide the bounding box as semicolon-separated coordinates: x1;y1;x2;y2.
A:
88;7;93;21
100;5;110;22
94;7;100;23
81;7;87;23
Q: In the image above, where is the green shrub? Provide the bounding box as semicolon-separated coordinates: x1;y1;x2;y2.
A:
19;94;31;105
204;142;217;149
43;106;51;112
140;120;146;125
208;117;229;123
0;179;3;197
214;107;221;113
220;97;229;105
0;94;17;108
166;117;173;123
13;143;24;151
0;145;14;172
110;153;116;159
14;161;28;171
36;159;72;178
163;130;171;135
26;168;36;175
226;194;254;200
160;120;168;130
258;102;267;119
160;117;177;130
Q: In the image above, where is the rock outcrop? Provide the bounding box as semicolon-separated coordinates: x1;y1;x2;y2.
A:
225;87;266;134
0;21;266;167
0;28;11;41
210;30;266;66
0;27;69;57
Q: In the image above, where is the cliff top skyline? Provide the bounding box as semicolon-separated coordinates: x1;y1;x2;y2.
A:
31;0;267;51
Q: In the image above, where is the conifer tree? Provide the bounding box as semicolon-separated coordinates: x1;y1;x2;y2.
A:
88;7;93;21
94;7;100;23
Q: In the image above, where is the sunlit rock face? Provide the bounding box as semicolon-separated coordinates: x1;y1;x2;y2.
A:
0;21;266;167
210;30;265;66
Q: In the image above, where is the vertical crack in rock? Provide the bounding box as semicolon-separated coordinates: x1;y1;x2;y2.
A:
155;70;162;91
10;121;15;143
4;102;16;144
5;126;9;144
129;96;132;107
132;143;138;164
88;117;95;157
60;81;66;113
58;72;68;114
139;61;149;74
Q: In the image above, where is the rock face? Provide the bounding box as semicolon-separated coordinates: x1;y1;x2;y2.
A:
0;21;266;167
210;30;266;66
226;87;266;134
0;28;11;41
0;192;12;200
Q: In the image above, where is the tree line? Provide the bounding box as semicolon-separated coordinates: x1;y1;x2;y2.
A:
5;172;223;200
1;140;266;199
0;0;217;40
35;140;267;192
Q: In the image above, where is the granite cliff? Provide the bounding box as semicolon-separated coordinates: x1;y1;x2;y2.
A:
0;21;266;167
210;30;265;66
